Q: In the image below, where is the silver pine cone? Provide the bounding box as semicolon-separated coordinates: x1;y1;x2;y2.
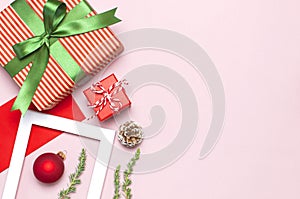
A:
117;121;143;147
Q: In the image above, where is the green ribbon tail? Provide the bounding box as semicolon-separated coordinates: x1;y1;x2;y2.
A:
52;8;121;37
4;54;34;77
12;45;50;115
13;36;46;59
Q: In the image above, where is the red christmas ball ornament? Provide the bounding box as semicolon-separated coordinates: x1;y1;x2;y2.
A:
33;151;66;183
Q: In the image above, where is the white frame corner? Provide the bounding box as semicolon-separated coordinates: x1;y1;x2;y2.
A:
2;110;115;199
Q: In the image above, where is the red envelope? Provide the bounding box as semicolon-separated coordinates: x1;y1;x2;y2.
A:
0;96;85;172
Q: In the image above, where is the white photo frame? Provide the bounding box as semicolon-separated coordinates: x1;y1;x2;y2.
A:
2;110;115;199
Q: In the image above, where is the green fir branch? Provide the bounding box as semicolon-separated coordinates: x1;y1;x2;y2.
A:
59;149;87;199
122;148;141;199
113;165;121;199
113;148;141;199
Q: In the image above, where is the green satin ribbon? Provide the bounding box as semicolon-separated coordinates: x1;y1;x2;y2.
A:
4;0;121;115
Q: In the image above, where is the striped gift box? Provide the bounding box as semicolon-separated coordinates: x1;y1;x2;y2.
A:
0;0;124;111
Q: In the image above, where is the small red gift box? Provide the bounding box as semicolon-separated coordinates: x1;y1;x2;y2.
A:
83;74;131;121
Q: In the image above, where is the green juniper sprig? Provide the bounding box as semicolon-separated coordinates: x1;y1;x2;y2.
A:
113;148;141;199
113;165;121;199
122;148;141;199
59;148;87;199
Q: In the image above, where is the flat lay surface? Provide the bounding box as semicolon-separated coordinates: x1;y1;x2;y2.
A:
1;0;300;198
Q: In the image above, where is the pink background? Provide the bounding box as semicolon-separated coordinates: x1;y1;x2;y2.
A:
1;0;300;199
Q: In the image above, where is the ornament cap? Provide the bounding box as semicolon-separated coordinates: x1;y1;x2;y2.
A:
57;151;66;160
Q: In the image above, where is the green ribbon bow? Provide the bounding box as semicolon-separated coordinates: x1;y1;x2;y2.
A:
4;0;121;115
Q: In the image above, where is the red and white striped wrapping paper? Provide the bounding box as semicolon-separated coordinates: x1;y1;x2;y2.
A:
0;0;124;111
